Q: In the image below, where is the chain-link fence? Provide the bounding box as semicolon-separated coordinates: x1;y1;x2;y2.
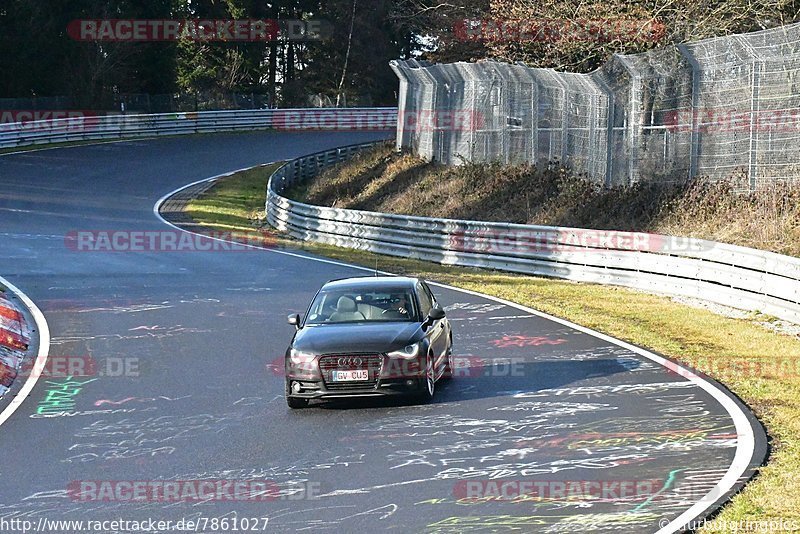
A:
391;23;800;189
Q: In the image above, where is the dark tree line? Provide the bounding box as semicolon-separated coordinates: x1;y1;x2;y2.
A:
1;0;796;109
0;0;412;108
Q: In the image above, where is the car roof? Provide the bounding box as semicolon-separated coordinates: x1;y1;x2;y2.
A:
321;276;420;292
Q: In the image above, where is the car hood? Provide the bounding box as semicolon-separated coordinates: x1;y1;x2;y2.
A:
292;321;422;355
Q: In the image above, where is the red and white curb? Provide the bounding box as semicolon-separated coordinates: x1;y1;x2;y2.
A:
0;290;31;392
0;277;49;424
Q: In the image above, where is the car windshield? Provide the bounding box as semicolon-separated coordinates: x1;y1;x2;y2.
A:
305;288;417;324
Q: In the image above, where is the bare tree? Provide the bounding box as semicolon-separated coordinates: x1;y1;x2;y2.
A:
336;0;358;107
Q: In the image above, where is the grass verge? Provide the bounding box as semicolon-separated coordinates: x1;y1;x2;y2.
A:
181;164;800;530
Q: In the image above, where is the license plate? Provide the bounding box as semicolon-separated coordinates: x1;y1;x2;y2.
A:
331;369;369;381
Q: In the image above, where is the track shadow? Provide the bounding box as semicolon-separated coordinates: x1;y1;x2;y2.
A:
311;358;637;410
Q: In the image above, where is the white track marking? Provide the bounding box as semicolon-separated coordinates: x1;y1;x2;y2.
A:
154;166;759;534
0;277;51;426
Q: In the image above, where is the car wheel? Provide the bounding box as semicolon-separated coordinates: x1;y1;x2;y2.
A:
417;353;435;403
285;380;308;409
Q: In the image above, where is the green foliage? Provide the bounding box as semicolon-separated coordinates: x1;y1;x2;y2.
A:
1;0;412;108
3;1;797;106
0;0;180;106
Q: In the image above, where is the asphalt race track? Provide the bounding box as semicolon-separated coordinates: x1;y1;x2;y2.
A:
0;132;766;533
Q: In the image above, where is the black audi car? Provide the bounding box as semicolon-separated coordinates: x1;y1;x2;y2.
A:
283;276;453;408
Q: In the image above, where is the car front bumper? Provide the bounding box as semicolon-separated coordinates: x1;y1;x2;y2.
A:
286;375;426;399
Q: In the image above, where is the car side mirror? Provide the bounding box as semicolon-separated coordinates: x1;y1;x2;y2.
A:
428;306;446;321
287;314;301;329
422;306;446;329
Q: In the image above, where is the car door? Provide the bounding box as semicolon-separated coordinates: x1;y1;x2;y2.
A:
425;281;450;358
417;282;445;367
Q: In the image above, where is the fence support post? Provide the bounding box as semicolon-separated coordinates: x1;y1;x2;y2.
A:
737;36;764;191
593;75;616;187
389;61;411;152
678;44;701;181
547;71;571;165
531;76;539;164
747;60;763;191
626;72;641;186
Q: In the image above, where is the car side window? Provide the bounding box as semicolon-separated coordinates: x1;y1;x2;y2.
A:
417;283;433;317
421;281;438;308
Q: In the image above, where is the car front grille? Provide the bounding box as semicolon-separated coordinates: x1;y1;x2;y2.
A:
319;354;382;391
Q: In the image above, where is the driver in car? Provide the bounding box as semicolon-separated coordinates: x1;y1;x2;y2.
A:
393;293;409;317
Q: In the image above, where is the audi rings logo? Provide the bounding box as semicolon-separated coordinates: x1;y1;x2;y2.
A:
337;357;363;366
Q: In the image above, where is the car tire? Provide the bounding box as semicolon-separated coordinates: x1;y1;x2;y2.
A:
285;380;309;409
416;353;435;403
287;396;308;409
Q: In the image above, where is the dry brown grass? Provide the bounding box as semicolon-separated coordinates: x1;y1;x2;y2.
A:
296;144;800;256
657;179;800;256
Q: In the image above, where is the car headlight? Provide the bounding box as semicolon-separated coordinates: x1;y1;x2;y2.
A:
289;349;316;365
387;343;420;360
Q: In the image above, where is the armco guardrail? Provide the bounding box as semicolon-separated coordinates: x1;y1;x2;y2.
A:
266;142;800;324
0;108;397;149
